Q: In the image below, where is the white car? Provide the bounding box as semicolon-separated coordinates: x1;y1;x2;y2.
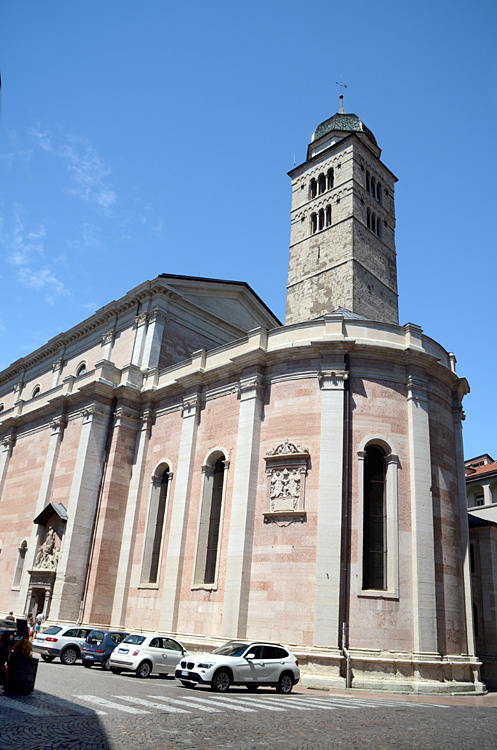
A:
175;641;300;693
109;633;187;678
32;625;93;665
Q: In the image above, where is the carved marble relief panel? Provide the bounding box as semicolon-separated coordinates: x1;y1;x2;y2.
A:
263;439;309;521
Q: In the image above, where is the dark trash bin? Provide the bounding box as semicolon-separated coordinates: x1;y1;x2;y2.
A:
3;655;38;694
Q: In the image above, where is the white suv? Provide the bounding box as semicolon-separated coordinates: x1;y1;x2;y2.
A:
32;625;93;665
109;633;187;678
175;641;300;693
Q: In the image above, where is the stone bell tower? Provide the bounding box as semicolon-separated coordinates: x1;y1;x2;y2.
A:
285;98;399;325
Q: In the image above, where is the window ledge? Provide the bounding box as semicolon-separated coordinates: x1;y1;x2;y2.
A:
358;589;399;600
263;510;307;523
191;583;218;591
137;583;159;590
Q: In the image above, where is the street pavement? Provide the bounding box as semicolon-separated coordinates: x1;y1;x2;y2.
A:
1;659;497;749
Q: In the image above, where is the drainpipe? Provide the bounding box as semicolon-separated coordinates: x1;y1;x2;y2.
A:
341;621;352;689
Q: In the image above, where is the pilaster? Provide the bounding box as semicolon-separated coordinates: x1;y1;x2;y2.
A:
131;312;149;367
49;403;111;622
159;389;201;633
0;432;16;502
406;372;438;655
141;309;167;370
313;366;347;647
452;389;478;659
111;407;153;626
221;369;264;638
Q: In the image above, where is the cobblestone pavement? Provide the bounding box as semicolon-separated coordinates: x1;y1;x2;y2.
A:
1;660;496;750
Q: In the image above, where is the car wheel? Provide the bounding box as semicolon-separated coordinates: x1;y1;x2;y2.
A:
246;684;259;692
181;681;195;689
83;661;92;669
276;672;294;694
136;661;152;679
102;657;111;671
211;669;231;693
110;668;122;675
61;647;78;665
41;655;55;663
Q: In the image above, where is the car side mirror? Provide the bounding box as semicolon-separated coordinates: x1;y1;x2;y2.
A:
245;653;255;660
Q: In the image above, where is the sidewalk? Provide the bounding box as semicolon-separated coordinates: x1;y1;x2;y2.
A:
294;683;497;707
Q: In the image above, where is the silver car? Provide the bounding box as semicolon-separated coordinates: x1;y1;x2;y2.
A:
109;632;187;678
32;625;93;665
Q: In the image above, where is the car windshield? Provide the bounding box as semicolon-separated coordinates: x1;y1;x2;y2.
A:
122;634;145;645
212;642;250;657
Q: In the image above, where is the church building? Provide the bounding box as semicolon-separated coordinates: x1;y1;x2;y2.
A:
0;101;484;693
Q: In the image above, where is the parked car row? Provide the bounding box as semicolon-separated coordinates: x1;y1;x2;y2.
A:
32;626;300;693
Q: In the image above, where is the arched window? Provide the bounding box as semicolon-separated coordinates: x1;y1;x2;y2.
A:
318;173;326;195
311;213;317;234
309;179;317;199
141;465;171;584
326;205;332;227
13;539;28;588
377;182;382;204
467;485;485;508
0;403;4;413
327;168;334;190
490;481;497;505
366;171;370;193
376;217;381;238
76;363;87;377
318;209;324;230
367;208;371;229
194;453;227;586
32;386;41;399
371;177;376;200
362;446;386;590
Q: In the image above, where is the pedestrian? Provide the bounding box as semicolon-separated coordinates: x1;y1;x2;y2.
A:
34;612;43;637
5;611;15;622
26;613;34;639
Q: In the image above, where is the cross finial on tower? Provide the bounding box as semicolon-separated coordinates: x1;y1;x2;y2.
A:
335;76;347;113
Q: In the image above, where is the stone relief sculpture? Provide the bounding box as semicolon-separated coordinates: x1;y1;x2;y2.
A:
264;439;310;517
34;526;59;570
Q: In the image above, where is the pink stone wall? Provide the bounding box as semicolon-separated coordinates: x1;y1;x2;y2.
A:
428;386;468;655
348;371;413;653
0;424;50;610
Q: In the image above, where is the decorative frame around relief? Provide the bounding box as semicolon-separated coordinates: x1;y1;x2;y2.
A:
263;439;309;522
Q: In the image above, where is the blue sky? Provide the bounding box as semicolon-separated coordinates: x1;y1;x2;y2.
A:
0;1;496;459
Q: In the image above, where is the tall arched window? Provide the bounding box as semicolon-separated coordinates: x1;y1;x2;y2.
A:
309;179;317;199
367;208;371;229
366;171;370;193
327;168;334;190
194;453;227;586
32;386;41;399
377;182;382;204
141;465;171;584
371;177;376;200
13;539;28;588
318;173;326;195
362;446;386;590
326;205;332;227
318;209;325;230
311;213;317;234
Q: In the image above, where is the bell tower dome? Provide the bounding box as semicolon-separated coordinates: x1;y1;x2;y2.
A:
285;102;399;325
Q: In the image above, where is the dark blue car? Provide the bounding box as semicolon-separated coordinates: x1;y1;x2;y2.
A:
81;630;129;670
